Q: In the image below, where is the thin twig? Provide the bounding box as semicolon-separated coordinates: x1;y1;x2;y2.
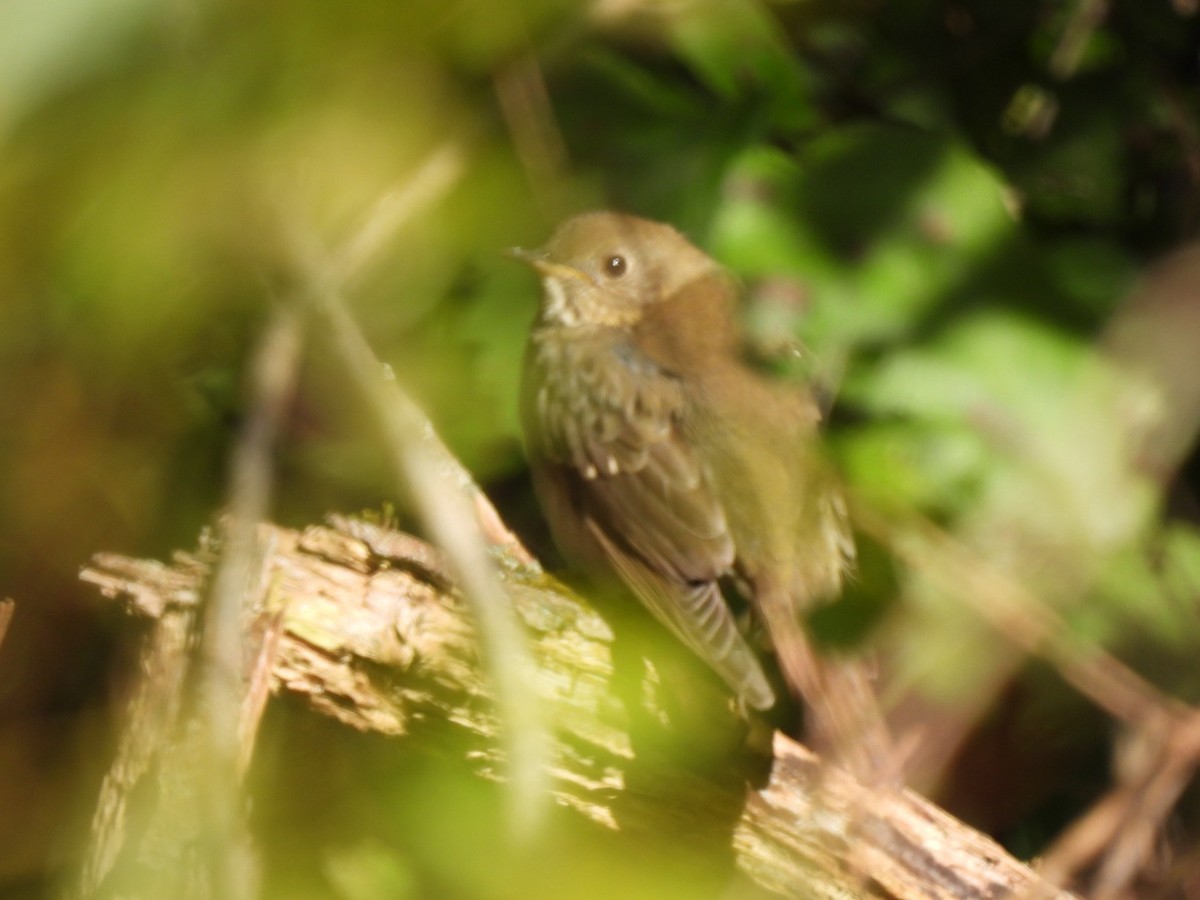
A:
1039;781;1142;889
281;144;550;837
312;282;550;838
329;144;466;287
1091;712;1200;898
896;517;1184;730
1049;0;1109;80
200;304;305;899
494;54;571;222
0;599;13;650
864;511;1200;895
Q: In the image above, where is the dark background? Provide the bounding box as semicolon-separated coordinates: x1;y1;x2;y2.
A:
1;0;1198;897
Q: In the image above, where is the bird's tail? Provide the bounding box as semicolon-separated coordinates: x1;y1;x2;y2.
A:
758;591;895;782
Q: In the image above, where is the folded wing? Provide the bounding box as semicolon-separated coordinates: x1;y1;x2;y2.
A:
531;339;775;711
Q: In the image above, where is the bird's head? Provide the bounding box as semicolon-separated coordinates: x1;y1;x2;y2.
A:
509;211;719;329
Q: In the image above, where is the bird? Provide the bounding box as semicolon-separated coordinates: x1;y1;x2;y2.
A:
512;211;888;771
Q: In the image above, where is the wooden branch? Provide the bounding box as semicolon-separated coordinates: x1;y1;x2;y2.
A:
80;515;1074;900
75;550;210;898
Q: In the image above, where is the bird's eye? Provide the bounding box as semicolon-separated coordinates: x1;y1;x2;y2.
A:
603;255;627;279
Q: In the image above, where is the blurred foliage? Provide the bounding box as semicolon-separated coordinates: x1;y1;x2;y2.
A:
1;0;1200;897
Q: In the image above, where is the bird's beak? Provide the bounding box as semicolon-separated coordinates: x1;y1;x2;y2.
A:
505;247;593;284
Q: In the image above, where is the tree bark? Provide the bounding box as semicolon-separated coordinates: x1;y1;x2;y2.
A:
78;515;1074;900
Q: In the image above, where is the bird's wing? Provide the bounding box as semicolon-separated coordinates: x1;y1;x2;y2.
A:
585;523;774;710
532;341;774;710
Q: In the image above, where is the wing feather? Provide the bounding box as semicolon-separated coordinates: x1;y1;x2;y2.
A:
529;333;774;710
588;522;773;711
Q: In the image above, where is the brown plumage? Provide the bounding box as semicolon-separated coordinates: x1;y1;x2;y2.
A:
515;212;885;767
